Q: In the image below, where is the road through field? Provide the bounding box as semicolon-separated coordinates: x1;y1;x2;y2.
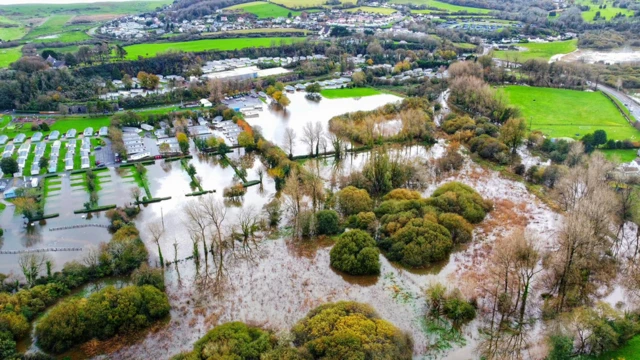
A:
596;83;640;121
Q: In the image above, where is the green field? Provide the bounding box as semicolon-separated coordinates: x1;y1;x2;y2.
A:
345;6;397;14
24;15;72;39
393;0;491;14
0;1;171;18
208;28;309;35
0;15;27;41
270;0;348;7
493;39;577;62
226;1;303;18
592;335;640;359
123;37;305;59
0;46;22;68
576;0;635;22
502;85;639;141
1;116;110;140
321;88;382;99
599;149;638;163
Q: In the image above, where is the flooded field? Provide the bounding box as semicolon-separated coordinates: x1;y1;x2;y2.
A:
244;91;402;156
558;48;640;64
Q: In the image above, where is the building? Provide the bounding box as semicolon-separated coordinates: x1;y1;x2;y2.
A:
0;135;7;145
200;99;212;107
83;127;94;137
31;132;43;142
13;133;26;144
81;157;90;169
141;124;154;131
66;129;77;138
99;127;109;136
3;187;17;199
65;158;74;171
49;131;60;141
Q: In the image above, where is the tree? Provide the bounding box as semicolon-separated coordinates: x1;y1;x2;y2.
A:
177;132;189;154
335;186;373;216
0;157;18;174
178;322;275;359
130;186;141;205
18;253;47;287
330;230;380;275
147;221;165;267
122;74;133;90
283;127;296;158
292;301;413;359
352;71;366;87
315;209;340;235
115;44;128;60
305;83;321;93
238;131;255;149
592;129;607;148
277;92;290;110
302;122;315;156
499;117;527;155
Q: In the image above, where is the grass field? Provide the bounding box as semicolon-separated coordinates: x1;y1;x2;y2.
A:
321;88;382;99
270;0;348;7
208;28;309;35
394;0;491;14
0;15;27;41
592;335;640;359
123;37;305;59
493;39;578;62
42;45;80;55
0;1;171;19
598;149;638;163
24;15;72;39
345;6;397;14
0;46;22;68
0;116;110;140
576;0;635;22
502;85;639;141
226;2;303;18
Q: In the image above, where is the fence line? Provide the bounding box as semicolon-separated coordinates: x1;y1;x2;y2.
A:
0;247;83;254
49;224;109;231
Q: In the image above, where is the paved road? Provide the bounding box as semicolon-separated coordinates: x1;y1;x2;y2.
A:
593;83;640;121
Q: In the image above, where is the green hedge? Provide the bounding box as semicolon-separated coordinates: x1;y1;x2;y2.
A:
185;190;215;197
73;205;117;214
242;180;261;187
135;196;171;205
31;213;60;220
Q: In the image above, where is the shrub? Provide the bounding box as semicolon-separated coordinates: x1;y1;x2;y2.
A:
315;210;340;235
383;188;421;201
35;285;170;353
355;211;377;232
469;134;509;163
329;230;380;275
176;322;275;360
442;115;475;135
428;182;492;223
425;284;476;329
292;301;413;360
335;186;373;216
379;218;452;268
438;213;473;244
132;264;165;290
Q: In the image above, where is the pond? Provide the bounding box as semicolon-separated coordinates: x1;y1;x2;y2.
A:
244;91;402;156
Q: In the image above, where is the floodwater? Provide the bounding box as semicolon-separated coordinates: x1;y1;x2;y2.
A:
557;48;640;64
244;91;402;156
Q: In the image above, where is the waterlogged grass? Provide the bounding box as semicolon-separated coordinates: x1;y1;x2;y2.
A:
0;46;22;68
0;116;110;139
123;37;305;59
226;1;303;18
345;6;397;14
593;335;640;359
493;39;577;62
320;87;382;99
502;85;639;141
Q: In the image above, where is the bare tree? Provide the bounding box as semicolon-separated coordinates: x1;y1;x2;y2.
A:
233;206;260;255
184;199;211;261
130;187;141;206
283;127;296;158
282;168;305;239
19;253;47;287
148;221;165;267
200;195;228;284
302;122;315;156
313;121;323;156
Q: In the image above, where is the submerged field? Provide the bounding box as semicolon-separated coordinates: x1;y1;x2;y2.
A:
123;37;306;59
493;39;578;62
502;85;639;141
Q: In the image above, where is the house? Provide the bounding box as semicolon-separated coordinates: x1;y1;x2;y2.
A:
99;127;109;136
65;158;74;171
284;85;295;92
48;160;57;173
13;133;26;144
30;132;43;143
49;130;60;141
81;157;90;169
200;98;212;107
83;127;94;137
66;129;77;138
17;157;26;169
30;163;40;175
3;187;17;199
0;135;8;145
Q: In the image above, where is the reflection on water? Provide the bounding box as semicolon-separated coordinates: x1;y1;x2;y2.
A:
244;92;402;156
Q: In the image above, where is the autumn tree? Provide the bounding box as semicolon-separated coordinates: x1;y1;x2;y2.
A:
283;127;296;158
177;132;189;154
147;221;165;267
500;118;527;155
